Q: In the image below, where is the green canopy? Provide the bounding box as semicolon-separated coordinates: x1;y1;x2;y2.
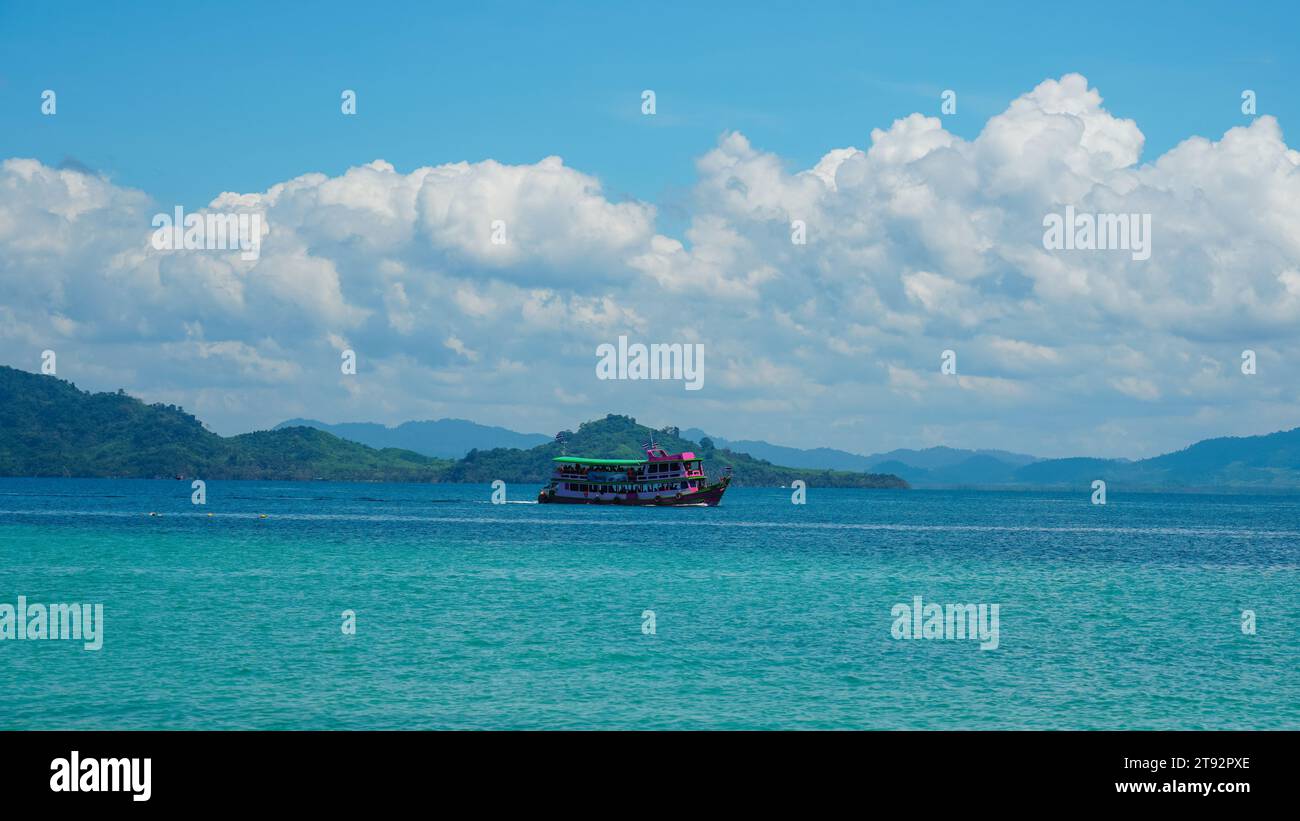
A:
552;456;647;466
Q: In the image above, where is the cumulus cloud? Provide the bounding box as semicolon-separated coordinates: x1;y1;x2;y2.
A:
2;73;1299;457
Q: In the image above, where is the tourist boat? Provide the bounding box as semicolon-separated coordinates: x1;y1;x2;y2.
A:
538;441;732;506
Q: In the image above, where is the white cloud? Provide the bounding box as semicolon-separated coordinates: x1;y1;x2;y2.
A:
1111;376;1161;402
3;73;1299;457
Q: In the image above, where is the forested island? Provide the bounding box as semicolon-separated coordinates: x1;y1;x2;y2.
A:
0;367;907;488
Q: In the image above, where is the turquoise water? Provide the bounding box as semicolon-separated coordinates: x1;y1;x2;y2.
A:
0;478;1296;729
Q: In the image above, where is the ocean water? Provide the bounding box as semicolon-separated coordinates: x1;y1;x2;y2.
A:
0;478;1296;730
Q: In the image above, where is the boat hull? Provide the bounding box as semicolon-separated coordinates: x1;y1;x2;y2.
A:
538;478;730;507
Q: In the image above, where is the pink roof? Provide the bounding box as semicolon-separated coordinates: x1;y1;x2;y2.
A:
644;446;697;461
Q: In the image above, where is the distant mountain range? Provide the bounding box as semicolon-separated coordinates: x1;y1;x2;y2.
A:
682;429;1040;487
0;368;904;488
1008;429;1300;489
275;418;550;458
7;365;1300;490
683;427;1300;490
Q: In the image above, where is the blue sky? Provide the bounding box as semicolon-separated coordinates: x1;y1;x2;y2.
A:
3;1;1295;212
2;1;1300;458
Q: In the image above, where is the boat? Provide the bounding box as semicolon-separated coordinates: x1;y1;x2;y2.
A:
537;441;732;506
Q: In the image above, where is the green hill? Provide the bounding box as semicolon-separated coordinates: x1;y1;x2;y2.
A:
0;366;451;481
1008;428;1300;490
9;364;1299;490
442;414;908;488
0;369;907;488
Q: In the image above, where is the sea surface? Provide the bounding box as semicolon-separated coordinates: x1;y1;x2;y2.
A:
0;478;1296;729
